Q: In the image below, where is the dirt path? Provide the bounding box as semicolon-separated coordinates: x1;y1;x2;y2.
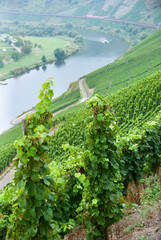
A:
0;164;16;190
11;43;22;53
11;78;94;125
11;108;36;125
0;78;94;189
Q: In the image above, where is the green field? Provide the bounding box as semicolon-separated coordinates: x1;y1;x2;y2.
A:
0;36;70;76
0;41;14;59
0;42;12;49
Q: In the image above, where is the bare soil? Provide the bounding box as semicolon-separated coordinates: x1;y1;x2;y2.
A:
65;202;161;240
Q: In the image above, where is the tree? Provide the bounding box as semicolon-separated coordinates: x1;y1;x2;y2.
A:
68;30;77;38
15;37;24;47
42;65;47;71
41;55;47;63
74;35;83;44
22;44;32;54
21;40;32;55
54;48;65;61
8;39;12;45
65;23;73;30
132;28;138;35
12;52;20;61
24;40;33;48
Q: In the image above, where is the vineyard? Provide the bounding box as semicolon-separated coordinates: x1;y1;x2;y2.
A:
0;78;161;239
48;71;161;164
0;29;161;175
0;70;160;175
51;85;80;113
0;125;22;173
0;27;161;239
108;71;161;133
85;29;161;96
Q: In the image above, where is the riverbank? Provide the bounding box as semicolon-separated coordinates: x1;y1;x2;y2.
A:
0;32;129;134
11;78;93;126
0;36;83;82
0;80;7;85
74;24;155;49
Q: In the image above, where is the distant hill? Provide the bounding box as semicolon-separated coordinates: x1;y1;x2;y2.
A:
0;0;161;25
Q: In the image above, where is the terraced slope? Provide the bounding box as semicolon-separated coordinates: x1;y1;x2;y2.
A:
0;29;161;173
85;28;161;96
108;71;161;133
48;70;161;163
0;125;22;173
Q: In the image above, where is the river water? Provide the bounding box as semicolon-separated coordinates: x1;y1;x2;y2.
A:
0;33;129;134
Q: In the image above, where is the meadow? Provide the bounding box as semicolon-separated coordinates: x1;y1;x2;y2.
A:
0;36;75;80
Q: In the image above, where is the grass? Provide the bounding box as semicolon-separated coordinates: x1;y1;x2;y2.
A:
73;5;93;16
122;1;148;22
51;88;80;113
0;41;14;60
23;36;68;57
0;36;69;75
110;0;124;16
0;124;22;147
0;42;12;48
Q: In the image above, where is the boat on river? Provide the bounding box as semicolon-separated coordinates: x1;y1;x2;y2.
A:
102;39;108;44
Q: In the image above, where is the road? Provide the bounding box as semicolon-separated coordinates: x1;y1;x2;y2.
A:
0;11;158;29
11;43;22;53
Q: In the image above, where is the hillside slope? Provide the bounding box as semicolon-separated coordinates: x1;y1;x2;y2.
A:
0;0;161;25
0;28;161;172
85;28;161;96
48;70;161;163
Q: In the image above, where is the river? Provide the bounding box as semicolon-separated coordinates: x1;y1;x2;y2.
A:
0;32;129;134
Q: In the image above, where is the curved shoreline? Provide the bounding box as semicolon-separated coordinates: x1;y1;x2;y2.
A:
0;40;83;82
11;108;36;125
11;78;94;126
0;80;7;85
